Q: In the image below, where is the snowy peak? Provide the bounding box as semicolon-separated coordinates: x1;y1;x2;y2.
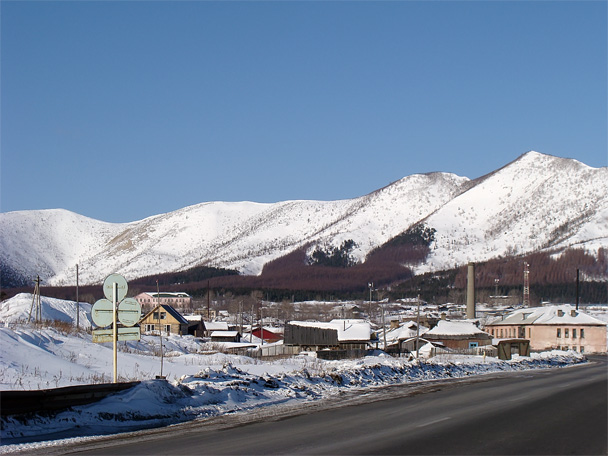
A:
420;151;608;273
1;152;606;287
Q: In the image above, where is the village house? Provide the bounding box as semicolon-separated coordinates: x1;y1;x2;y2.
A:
252;326;283;343
203;321;229;337
210;330;241;343
183;314;206;337
383;320;429;353
424;320;493;351
484;304;607;354
284;319;372;359
134;292;192;311
139;304;189;336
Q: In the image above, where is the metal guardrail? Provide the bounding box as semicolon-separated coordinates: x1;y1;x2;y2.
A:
0;381;140;416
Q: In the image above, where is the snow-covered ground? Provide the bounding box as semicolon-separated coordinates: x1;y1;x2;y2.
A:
0;294;593;453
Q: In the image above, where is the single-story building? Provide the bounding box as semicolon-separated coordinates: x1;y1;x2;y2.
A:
204;321;229;337
424;320;493;350
484;304;607;354
252;326;283;343
210;330;241;343
284;319;372;358
183;315;206;337
139;304;189;336
383;321;429;353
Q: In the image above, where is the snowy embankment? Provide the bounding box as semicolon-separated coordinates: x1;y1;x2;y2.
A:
1;342;585;450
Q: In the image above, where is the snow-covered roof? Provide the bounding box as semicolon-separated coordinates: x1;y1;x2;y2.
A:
426;320;490;337
210;331;239;337
142;304;189;325
254;326;284;335
487;304;606;326
384;321;429;343
142;292;191;298
289;319;372;342
205;321;229;331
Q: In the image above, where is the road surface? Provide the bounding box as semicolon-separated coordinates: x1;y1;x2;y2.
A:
58;355;606;455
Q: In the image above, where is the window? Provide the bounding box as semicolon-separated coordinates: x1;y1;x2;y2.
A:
565;328;569;338
557;328;561;337
145;324;155;332
580;346;585;353
469;342;479;348
528;328;532;338
572;329;577;339
165;324;171;333
580;329;585;339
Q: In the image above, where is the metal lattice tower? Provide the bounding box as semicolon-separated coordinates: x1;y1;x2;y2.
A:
28;275;41;324
523;262;530;307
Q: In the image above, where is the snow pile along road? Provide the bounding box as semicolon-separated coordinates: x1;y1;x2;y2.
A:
0;350;585;450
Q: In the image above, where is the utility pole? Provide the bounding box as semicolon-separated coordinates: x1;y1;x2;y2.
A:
250;301;254;343
260;307;264;346
368;282;374;322
76;264;80;329
207;280;210;320
381;300;387;351
416;294;421;358
157;280;163;378
576;269;580;311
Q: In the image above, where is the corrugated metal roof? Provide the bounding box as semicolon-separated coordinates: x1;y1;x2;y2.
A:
488;304;606;326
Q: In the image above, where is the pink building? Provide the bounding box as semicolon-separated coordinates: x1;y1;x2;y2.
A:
485;304;607;354
134;292;192;310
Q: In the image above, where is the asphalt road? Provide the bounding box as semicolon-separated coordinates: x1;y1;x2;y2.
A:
61;355;607;455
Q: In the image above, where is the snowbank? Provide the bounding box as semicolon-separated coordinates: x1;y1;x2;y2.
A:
1;347;585;451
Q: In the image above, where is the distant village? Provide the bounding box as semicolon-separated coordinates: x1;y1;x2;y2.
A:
133;289;608;360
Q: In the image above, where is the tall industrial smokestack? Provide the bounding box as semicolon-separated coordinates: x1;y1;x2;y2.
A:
467;262;476;319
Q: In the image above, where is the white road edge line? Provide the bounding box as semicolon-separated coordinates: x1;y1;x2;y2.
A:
416;416;451;428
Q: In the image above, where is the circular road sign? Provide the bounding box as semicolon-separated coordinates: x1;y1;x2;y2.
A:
118;298;142;327
92;298;114;328
103;273;128;302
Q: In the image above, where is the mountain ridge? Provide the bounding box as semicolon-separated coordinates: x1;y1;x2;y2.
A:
1;151;606;288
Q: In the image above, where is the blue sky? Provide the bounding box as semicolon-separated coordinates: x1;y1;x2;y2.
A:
2;1;606;223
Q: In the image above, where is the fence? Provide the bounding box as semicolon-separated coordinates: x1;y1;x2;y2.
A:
1;381;140;416
432;346;498;359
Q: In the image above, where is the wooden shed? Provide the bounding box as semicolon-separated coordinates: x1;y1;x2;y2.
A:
284;320;371;358
210;331;241;343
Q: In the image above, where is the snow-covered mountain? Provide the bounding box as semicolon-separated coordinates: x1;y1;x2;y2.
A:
1;151;606;287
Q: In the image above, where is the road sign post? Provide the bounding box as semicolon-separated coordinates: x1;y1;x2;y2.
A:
91;273;141;383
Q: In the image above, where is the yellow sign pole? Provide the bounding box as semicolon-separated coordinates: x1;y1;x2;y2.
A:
113;282;118;383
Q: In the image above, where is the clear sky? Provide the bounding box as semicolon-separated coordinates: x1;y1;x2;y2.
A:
1;1;606;223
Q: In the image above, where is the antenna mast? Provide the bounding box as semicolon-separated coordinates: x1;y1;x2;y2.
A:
523;262;530;307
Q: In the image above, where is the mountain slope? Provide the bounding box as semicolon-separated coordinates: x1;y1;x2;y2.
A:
1;151;606;287
418;152;608;273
